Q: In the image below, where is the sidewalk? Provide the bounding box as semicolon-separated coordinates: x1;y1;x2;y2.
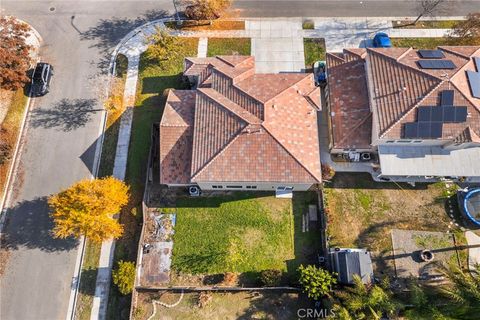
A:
89;21;165;320
466;231;480;271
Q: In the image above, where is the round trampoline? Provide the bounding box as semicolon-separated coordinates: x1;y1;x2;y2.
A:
462;188;480;226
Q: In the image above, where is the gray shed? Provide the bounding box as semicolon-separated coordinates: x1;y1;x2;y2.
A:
329;248;373;285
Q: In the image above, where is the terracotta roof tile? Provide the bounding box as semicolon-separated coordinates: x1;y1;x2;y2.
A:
161;56;322;184
326;52;372;149
159;90;195;184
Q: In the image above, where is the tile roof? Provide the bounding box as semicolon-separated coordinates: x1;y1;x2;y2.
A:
326;51;372;149
159;90;196;184
327;46;480;145
161;56;322;184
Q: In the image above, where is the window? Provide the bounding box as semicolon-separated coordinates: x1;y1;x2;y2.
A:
398;140;410;143
212;185;223;189
246;186;257;189
386;140;395;143
226;185;242;189
413;140;422;143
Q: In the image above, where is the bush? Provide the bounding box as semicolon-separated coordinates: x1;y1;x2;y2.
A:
260;269;283;287
298;264;337;300
184;0;231;20
321;164;335;181
302;20;315;29
112;260;136;295
0;142;12;165
222;272;238;286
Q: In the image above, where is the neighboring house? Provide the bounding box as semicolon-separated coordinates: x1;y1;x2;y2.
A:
326;46;480;182
159;55;322;191
329;248;374;285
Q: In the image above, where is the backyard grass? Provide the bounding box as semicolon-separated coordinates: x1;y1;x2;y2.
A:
303;38;326;69
134;291;312;320
323;173;465;274
165;20;245;31
171;192;295;275
207;38;251;56
106;38;198;320
392;20;461;29
0;89;28;198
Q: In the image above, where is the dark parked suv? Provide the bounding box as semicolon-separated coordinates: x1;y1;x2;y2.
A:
31;62;53;96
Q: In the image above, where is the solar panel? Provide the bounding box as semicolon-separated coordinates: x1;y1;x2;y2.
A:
418;50;445;59
440;90;454;106
417;107;431;121
455;106;468;122
431;122;443;138
474;57;480;72
431;107;443;121
467;70;480;98
404;123;418;138
418;122;431;137
443;107;455;122
418;59;456;69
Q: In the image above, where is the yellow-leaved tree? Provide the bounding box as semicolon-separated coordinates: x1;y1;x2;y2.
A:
48;177;129;242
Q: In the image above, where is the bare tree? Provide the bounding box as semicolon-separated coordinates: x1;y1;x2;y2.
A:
450;13;480;44
404;0;448;26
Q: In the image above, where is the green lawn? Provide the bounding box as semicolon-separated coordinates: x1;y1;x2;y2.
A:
391;37;454;49
171;191;321;280
171;192;295;274
106;38;198;320
207;38;251;57
392;20;461;29
303;38;326;68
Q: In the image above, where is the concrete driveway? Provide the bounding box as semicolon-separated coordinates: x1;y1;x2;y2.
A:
248;19;305;73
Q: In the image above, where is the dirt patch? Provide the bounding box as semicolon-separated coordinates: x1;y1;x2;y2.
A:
324;173;455;276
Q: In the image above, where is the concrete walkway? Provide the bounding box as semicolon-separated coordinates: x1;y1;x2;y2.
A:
466;231;480;271
90;21;161;320
197;37;208;58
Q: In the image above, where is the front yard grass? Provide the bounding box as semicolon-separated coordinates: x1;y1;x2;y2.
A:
207;38;251;56
165;20;245;31
323;173;466;275
391;37;480;49
106;38;198;320
392;20;461;29
303;38;326;69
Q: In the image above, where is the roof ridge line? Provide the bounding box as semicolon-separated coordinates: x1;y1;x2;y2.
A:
438;46;477;59
262;125;321;182
396;47;413;61
449;80;480;116
190;132;243;181
336;113;372;147
380;80;445;139
263;74;313;105
197;88;261;124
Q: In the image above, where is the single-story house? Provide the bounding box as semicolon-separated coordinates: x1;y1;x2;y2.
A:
159;55;322;191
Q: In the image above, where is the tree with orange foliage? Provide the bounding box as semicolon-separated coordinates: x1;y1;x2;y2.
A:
0;16;33;90
48;177;129;242
183;0;232;20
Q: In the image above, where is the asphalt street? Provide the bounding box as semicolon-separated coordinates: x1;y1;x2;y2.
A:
0;1;479;320
0;2;174;319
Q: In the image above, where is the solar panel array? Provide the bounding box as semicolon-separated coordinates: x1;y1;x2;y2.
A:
467;57;480;98
418;60;456;69
403;90;469;139
418;50;445;59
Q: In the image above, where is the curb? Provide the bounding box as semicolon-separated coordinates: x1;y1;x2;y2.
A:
0;18;42;230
